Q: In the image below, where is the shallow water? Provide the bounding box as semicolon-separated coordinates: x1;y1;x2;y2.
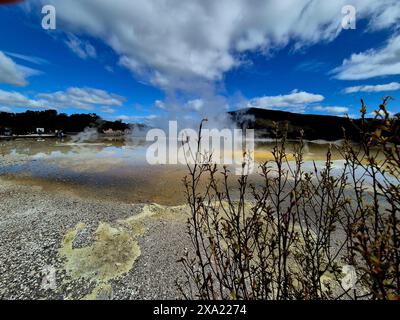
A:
0;137;364;205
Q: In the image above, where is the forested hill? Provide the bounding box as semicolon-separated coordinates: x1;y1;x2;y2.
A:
229;107;391;141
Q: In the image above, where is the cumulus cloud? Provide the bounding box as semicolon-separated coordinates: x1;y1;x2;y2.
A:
344;82;400;93
333;34;400;80
0;89;43;109
65;34;97;60
33;0;400;91
37;87;125;110
0;87;125;112
0;51;29;86
245;90;324;113
313;105;349;115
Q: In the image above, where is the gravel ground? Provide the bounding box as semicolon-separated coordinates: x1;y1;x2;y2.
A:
0;147;363;301
0;178;192;300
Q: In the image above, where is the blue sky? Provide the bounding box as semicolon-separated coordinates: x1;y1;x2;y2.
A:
0;0;399;124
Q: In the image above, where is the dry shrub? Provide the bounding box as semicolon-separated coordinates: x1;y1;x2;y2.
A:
177;98;400;300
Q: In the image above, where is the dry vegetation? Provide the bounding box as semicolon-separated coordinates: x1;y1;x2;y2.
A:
178;98;400;300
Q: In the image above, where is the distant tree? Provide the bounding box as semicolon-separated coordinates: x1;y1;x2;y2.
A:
0;110;129;135
99;120;130;132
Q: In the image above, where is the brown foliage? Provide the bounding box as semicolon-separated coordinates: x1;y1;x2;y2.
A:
177;98;400;300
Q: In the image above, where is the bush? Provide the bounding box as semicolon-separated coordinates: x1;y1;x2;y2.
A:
178;98;400;300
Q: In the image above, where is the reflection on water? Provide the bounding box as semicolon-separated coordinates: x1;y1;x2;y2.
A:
0;137;345;161
0;137;354;205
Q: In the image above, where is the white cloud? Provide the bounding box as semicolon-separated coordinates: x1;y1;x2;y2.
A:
0;51;29;86
105;65;114;73
344;82;400;93
37;87;125;110
369;109;394;118
313;105;349;115
0;89;43;109
154;100;166;110
33;0;400;91
114;114;157;123
186;99;204;112
367;1;400;31
100;106;117;114
16;65;43;78
3;51;49;65
333;34;400;80
65;34;97;60
0;106;12;113
115;115;130;121
0;87;125;112
246;90;324;113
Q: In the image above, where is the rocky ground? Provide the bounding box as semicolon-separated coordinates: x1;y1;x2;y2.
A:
0;178;192;300
0;144;365;301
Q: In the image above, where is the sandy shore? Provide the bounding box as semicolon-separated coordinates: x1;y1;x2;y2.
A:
0;178;192;300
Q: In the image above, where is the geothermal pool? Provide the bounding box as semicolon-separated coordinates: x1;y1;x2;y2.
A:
0;136;350;205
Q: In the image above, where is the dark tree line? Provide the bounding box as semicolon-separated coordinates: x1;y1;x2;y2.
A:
0;110;130;135
230;108;400;141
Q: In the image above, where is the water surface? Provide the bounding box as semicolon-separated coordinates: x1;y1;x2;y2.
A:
0;137;350;205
